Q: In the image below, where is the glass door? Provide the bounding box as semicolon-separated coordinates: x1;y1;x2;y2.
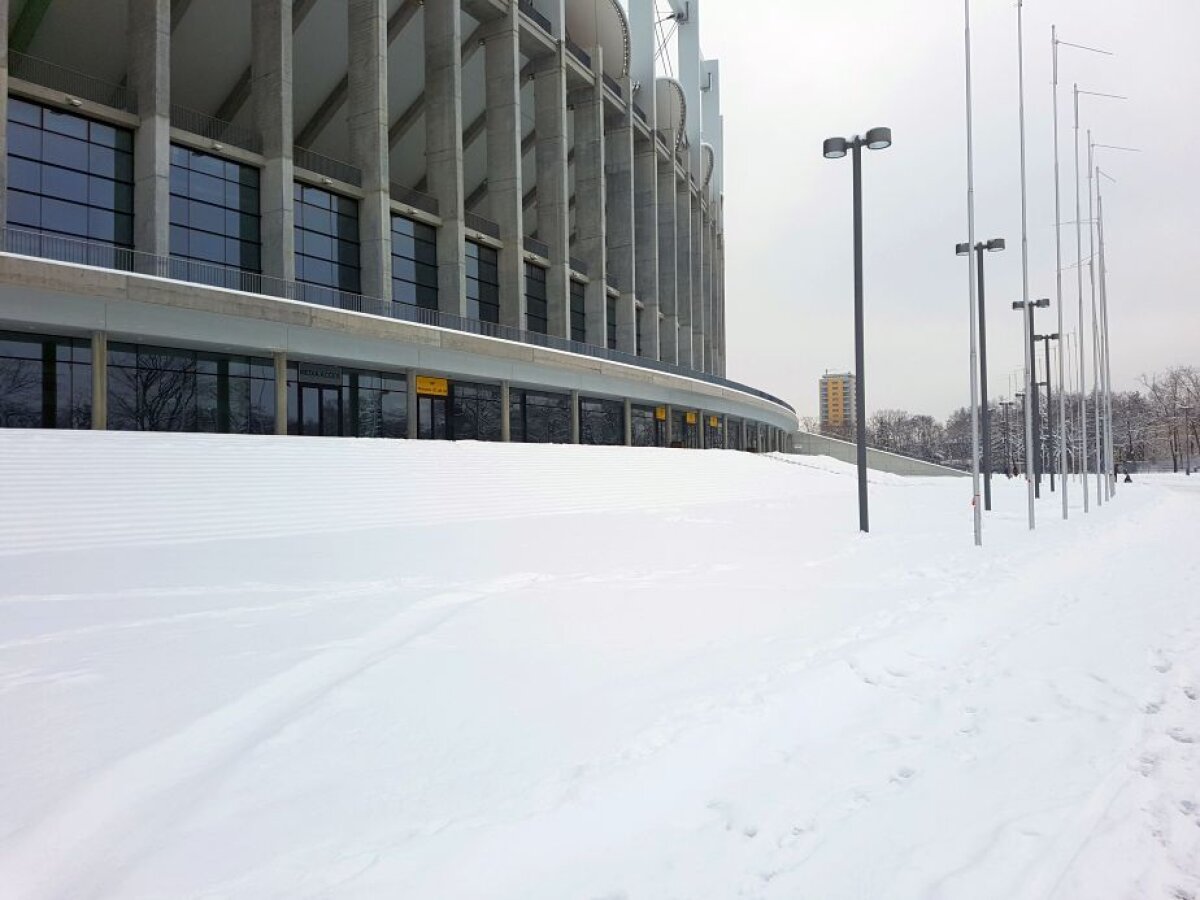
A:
417;395;449;440
299;385;342;436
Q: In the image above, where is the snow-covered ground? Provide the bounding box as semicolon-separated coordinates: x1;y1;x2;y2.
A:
1;430;1198;900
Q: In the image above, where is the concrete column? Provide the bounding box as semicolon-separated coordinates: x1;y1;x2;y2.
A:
606;82;636;355
129;0;170;257
273;351;287;435
691;190;705;372
0;0;8;230
425;0;467;315
348;0;392;299
656;152;677;364
716;226;727;376
571;51;606;347
252;0;295;283
570;389;580;444
675;166;692;369
704;215;716;373
500;380;511;442
634;134;659;360
484;7;525;328
406;369;417;438
723;416;729;449
535;50;571;339
90;331;107;430
623;397;632;446
665;404;673;444
629;0;656;130
677;0;703;173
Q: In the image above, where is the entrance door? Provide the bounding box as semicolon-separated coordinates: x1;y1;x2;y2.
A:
299;384;341;436
417;395;449;440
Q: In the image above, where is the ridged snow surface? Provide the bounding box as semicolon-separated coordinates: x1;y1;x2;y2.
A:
1;431;1198;899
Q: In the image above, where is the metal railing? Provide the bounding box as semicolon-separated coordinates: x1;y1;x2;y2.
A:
569;256;589;276
605;272;620;291
523;235;549;258
464;212;501;240
170;105;262;154
294;146;362;187
0;226;795;414
602;73;623;98
633;102;647;123
564;37;591;69
517;0;553;35
390;182;440;216
9;51;136;113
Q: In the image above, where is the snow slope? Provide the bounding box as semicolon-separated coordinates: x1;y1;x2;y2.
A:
1;430;1198;899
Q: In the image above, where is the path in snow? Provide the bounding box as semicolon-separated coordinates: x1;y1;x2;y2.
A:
0;430;1197;899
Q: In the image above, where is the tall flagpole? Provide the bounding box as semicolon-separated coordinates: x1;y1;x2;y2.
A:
1051;27;1068;519
1072;85;1090;512
1018;0;1035;528
1086;131;1104;505
964;0;983;546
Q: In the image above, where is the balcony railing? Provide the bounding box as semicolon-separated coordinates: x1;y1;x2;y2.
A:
602;73;623;98
464;212;501;240
564;37;591;69
633;102;647;124
606;272;620;291
9;51;136;113
390;182;440;216
0;226;795;415
517;0;552;36
569;256;589;276
294;146;363;187
523;235;549;258
170;105;262;154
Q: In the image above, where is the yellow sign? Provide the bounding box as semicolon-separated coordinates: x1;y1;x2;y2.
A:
685;411;698;425
709;416;719;428
415;375;449;397
655;406;667;421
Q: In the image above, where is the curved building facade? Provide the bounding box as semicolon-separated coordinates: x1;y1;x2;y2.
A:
0;0;796;449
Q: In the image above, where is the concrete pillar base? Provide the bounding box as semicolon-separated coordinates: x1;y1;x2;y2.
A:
90;331;107;430
273;351;287;435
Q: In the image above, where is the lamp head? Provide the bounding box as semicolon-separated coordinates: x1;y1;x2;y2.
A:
986;238;1006;252
822;137;848;159
955;242;971;256
1012;301;1025;310
1034;298;1051;308
865;126;892;150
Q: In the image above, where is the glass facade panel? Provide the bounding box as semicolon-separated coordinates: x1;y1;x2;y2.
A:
450;382;502;442
294;183;360;301
169;145;261;288
704;414;722;449
630;404;660;448
391;214;438;311
570;279;586;343
727;417;744;451
466;241;499;323
606;297;617;350
580;396;624;446
510;388;570;444
108;343;274;433
525;262;548;334
671;409;700;449
0;331;91;428
636;308;643;356
6;97;134;250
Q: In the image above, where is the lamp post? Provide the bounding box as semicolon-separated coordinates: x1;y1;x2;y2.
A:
1013;297;1050;528
961;0;984;547
823;126;892;534
1036;332;1060;491
956;237;1005;510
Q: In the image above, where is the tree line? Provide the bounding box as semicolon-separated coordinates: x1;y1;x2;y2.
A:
805;365;1200;473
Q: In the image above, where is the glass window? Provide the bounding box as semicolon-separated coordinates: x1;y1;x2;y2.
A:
636;308;643;356
606;297;617;350
286;363;407;439
466;242;500;324
108;343;274;434
580;397;623;446
525;262;548;335
727;417;744;451
295;183;360;301
391;214;438;312
0;331;91;429
630;404;660;447
570;279;586;344
510;388;570;444
5;99;134;254
450;381;502;442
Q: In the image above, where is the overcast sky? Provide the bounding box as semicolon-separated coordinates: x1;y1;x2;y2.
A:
691;0;1200;421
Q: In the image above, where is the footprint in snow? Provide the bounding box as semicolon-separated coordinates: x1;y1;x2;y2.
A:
1152;653;1173;674
1142;700;1164;715
1184;686;1198;701
1167;727;1197;744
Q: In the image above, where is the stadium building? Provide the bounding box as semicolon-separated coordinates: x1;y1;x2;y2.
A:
0;0;796;449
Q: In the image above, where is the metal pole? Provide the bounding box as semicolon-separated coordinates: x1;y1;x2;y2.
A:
1073;85;1090;512
1017;0;1034;526
1030;305;1042;498
1043;335;1056;491
1096;176;1117;495
1086;134;1104;504
1023;304;1036;526
964;0;983;546
977;244;991;510
852;140;868;533
1184;406;1193;476
1052;26;1068;518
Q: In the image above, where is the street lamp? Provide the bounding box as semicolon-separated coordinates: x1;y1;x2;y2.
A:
957;237;1005;510
1035;332;1061;492
1013;297;1050;529
823;126;892;534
